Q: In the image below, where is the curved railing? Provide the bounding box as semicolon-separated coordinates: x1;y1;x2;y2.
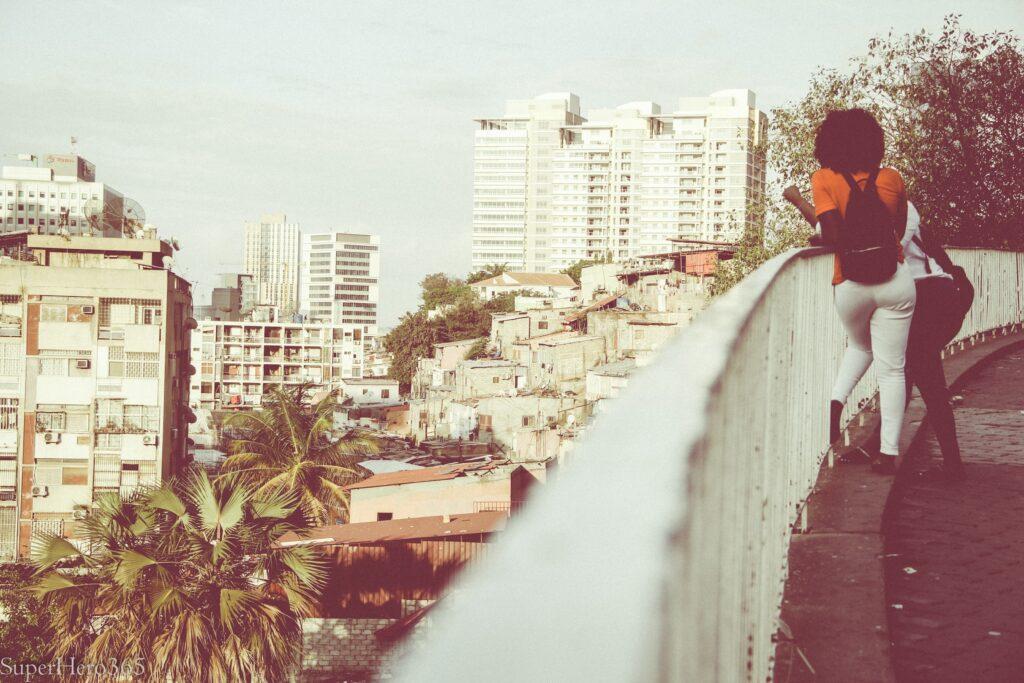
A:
394;248;1023;682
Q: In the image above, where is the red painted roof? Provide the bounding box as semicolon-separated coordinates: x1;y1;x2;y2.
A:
278;511;508;545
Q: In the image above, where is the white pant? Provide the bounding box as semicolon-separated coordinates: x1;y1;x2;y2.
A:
831;263;917;455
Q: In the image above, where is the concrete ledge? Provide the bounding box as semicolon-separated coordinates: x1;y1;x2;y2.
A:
774;327;1024;682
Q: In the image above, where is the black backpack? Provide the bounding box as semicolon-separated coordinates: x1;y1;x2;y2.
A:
836;170;900;284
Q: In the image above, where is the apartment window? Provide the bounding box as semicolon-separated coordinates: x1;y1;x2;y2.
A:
381;389;390;399
0;399;16;431
0;344;23;376
95;433;123;450
124;405;159;431
40;304;67;322
376;512;393;521
0;456;15;490
36;411;66;431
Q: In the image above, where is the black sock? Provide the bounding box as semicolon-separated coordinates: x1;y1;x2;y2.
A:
830;400;844;445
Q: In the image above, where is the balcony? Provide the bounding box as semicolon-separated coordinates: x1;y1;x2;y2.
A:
393;247;1024;682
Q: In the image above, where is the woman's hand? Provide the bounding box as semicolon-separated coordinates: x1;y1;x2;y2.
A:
782;184;804;206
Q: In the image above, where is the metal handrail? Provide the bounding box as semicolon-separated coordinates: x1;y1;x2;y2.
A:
393;247;1023;682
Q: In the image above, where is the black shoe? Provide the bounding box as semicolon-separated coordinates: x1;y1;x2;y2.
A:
837;447;872;465
829;400;844;446
870;454;897;475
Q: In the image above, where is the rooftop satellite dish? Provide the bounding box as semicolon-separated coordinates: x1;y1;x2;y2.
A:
82;195;147;238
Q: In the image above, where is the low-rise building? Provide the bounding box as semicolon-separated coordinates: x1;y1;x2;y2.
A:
344;460;545;523
585;359;636;401
579;262;625;303
530;334;606;395
469;272;576;301
453;359;527;401
0;233;193;561
339;377;399;406
189;320;365;413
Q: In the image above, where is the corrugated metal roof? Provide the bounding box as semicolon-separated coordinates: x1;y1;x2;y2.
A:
345;461;504;490
564;293;623;323
278;511;508;546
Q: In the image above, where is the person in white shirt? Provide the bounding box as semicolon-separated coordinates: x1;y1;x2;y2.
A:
784;189;967;481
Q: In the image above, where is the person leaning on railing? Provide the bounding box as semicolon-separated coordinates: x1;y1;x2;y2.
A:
787;185;969;482
782;108;916;475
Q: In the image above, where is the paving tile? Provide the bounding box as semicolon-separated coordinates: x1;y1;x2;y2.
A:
886;349;1024;683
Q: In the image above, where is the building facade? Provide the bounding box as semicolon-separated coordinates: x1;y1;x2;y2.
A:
0;234;193;561
299;231;379;333
243;213;301;315
206;272;256;322
472;93;585;272
189;320;366;413
472;90;767;272
1;154;129;237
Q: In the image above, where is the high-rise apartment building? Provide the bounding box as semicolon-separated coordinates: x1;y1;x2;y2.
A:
473;93;585;272
1;154;130;237
299;231;379;333
472;90;767;272
189;320;366;414
243;213;301;315
0;233;193;561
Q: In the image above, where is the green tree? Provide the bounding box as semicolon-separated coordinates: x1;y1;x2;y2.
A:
0;564;54;663
716;16;1024;293
466;263;509;284
420;273;474;311
220;385;378;525
385;311;442;392
561;254;611;285
464;338;490;360
31;471;326;682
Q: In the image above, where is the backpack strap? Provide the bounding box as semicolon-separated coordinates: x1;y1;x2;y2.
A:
840;171;862;193
911;236;933;274
865;168;880;193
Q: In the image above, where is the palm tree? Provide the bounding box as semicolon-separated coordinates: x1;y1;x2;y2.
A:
31;469;325;682
220;384;379;526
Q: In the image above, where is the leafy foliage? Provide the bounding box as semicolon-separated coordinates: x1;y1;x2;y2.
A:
716;16;1024;293
420;273;474;311
561;254;611;285
466;263;509;284
30;471;326;682
385;280;522;390
0;564;54;662
220;384;379;526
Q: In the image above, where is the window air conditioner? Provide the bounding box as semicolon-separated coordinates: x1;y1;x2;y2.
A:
43;431;61;444
76;359;91;370
142;434;159;447
72;509;89;520
30;485;48;497
82;305;95;315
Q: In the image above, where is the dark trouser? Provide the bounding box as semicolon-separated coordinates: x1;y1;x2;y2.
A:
868;277;963;468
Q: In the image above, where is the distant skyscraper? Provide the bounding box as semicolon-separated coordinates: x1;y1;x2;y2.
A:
299;231;379;334
0;154;130;237
472;90;767;272
473;93;584;272
243;213;301;315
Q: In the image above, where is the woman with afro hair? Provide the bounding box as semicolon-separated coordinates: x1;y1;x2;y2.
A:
791;108;917;474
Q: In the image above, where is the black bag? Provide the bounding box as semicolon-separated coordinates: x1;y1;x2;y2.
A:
911;234;975;343
836;170;900;284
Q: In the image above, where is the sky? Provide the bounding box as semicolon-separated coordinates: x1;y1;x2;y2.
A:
1;1;1021;327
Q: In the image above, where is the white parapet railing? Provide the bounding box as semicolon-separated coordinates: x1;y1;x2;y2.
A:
394;248;1023;683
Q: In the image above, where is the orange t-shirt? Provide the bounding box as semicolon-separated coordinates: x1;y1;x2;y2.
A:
811;167;907;284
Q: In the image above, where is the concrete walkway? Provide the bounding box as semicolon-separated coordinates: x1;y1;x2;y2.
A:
886;347;1024;682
